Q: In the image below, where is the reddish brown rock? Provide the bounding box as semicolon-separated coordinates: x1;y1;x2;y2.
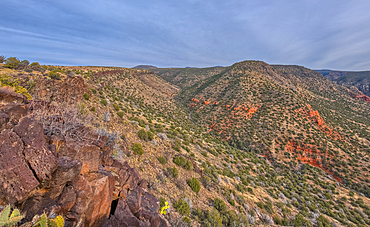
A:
114;199;147;227
141;192;159;213
32;76;89;103
71;175;93;215
83;171;115;227
51;156;82;186
0;104;28;130
0;130;39;205
47;135;65;154
127;187;143;215
139;209;161;227
21;195;59;222
59;136;101;175
39;157;82;200
0;112;9;130
0;87;28;104
13;117;58;181
57;185;77;215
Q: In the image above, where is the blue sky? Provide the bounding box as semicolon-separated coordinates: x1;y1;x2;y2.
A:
1;0;370;70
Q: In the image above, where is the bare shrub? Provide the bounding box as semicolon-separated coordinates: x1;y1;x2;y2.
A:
246;213;255;225
30;102;89;139
175;179;187;191
260;213;274;225
29;102;118;145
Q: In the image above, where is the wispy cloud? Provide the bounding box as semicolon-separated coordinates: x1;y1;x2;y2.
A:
1;0;370;70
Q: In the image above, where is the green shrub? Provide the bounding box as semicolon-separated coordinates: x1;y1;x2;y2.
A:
84;93;90;100
4;57;20;69
20;60;29;67
117;112;124;118
183;160;193;171
173;140;182;152
201;151;208;157
49;70;61;80
293;214;312;227
137;129;154;141
172;167;179;178
0;55;5;63
174;156;186;166
90;107;96;112
247;187;254;195
200;175;210;188
184;146;190;152
138;129;148;140
113;103;120;111
0;74;32;100
173;156;193;170
175;198;190;215
157;156;167;164
131;143;144;155
204;208;223;227
187;177;201;193
316;215;331;227
160;197;166;209
192;207;204;221
101;99;108;106
182;216;191;225
90;88;97;94
214;198;227;214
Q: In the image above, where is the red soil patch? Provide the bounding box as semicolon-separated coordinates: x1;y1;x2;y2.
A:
296;105;341;140
208;104;260;140
285;141;342;183
355;94;370;103
191;98;200;103
204;101;211;105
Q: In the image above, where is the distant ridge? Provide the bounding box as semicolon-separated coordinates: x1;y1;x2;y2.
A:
132;65;157;69
316;69;370;95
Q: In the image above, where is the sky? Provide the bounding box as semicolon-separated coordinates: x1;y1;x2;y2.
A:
1;0;370;70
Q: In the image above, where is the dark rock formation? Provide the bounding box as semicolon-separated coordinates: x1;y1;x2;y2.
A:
0;91;170;227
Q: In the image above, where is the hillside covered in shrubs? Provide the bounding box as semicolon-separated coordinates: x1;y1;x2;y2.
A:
1;56;370;227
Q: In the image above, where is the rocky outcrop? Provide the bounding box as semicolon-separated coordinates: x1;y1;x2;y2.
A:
0;86;28;104
32;76;89;103
0;94;170;227
0;130;39;205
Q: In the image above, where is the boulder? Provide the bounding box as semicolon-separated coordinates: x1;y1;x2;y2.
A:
0;87;28;104
13;117;58;181
103;215;129;227
139;209;161;227
21;195;59;222
83;171;115;227
141;192;160;213
114;199;147;227
49;156;82;187
157;133;167;141
70;175;93;215
0;104;28;129
0;130;39;205
126;187;143;215
57;185;77;215
0;112;9;131
59;136;101;175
